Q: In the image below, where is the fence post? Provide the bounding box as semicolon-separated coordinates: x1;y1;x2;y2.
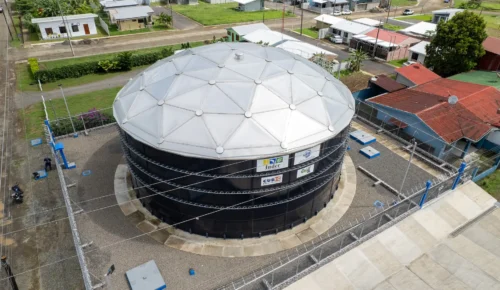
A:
452;162;466;190
419;180;432;208
472;167;479;180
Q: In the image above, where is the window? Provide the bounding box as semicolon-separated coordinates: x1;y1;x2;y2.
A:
45;28;53;35
72;25;79;32
59;26;67;34
132;19;137;22
411;52;419;61
343;32;348;38
138;18;144;23
236;35;240;41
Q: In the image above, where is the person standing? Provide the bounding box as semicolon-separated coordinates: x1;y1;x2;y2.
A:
44;157;52;171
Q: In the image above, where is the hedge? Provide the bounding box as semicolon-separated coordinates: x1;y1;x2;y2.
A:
28;58;39;76
50;109;115;137
34;47;176;83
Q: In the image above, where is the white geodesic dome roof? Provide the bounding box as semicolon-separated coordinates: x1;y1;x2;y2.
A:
113;42;355;160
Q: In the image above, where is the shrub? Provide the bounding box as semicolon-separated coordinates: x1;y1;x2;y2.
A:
28;58;40;76
98;59;118;72
34;61;100;83
116;51;132;71
50;109;115;137
130;51;162;67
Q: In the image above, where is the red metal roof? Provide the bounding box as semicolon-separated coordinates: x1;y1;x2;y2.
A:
395;63;441;85
365;29;410;45
370;75;407;92
368;78;500;143
482;36;500;55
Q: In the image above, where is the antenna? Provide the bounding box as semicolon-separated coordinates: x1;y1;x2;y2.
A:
448;95;458;105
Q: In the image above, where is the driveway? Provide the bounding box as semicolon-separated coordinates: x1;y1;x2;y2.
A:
151;6;202;30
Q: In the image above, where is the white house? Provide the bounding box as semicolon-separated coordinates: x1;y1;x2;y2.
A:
275;40;337;60
431;8;463;23
102;0;138;11
353;18;382;27
314;14;343;29
330;19;374;44
32;14;98;40
243;29;297;46
226;23;270;42
400;22;437;38
408;41;429;63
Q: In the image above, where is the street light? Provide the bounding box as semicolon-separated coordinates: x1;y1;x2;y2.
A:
58;84;78;137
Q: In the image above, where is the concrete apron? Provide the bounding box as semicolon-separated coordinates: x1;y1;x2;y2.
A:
114;155;357;257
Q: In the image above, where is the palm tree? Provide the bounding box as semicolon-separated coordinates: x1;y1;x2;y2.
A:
346;49;367;72
157;12;173;28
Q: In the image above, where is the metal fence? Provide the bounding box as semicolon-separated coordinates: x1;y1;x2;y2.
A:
219;166;470;290
47;107;115;139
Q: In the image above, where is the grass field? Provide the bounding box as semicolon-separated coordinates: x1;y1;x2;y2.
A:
395;14;432;22
388;59;407;67
172;2;293;25
453;0;500;10
481;14;500;37
478;170;500;200
383;23;404;31
22;87;120;139
294;27;319;38
388;0;418;6
448;70;500;89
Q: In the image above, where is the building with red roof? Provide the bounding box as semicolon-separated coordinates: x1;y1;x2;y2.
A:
349;29;420;61
477;36;500;71
394;63;441;87
366;78;500;158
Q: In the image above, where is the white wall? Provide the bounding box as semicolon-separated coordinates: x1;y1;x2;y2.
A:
37;17;98;40
395;73;416;87
408;51;426;64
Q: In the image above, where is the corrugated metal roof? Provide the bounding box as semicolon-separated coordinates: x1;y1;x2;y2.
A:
113;6;154;20
31;13;98;24
364;29;413;45
395;63;441;85
482;36;500;55
243;29;297;46
330;20;374;35
409;41;430;56
353;18;381;27
370;75;406;92
276;40;337;60
230;23;270;36
103;0;137;8
401;22;436;37
314;14;344;26
113;42;355;160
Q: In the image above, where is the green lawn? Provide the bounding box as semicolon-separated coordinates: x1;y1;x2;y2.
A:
172;2;294;25
294;27;319;38
388;59;407;67
395;14;433;22
389;0;418;6
22;87;120;139
477;170;500;200
453;0;500;10
448;71;500;90
383;23;404;31
481;14;500;37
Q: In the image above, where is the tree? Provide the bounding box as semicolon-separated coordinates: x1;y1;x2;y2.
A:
156;12;172;28
116;52;132;71
346;49;367;72
424;11;487;77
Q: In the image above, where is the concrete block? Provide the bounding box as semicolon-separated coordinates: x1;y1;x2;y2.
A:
335;249;386;290
243;244;266;257
373;281;398;290
396;216;437;253
412;208;453;240
388;268;433;290
202;244;224;256
431;200;467;230
262;240;283;255
461;226;500;261
164;236;186;250
296;228;318;243
148;229;170;244
181;242;204;255
409;254;469;290
445;190;482;220
376;226;422;266
360;240;403;277
280;235;303;250
137;220;157;233
310;263;355;290
222;246;244;258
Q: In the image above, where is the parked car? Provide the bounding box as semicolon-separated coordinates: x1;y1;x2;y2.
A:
330;35;343;44
333;9;342;16
403;61;416;67
342;9;352;15
403;9;414;15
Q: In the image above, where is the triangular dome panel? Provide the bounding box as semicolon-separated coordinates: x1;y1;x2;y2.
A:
294;74;327;92
166;85;207;111
145;75;176;101
322;81;349;105
224;118;280;149
144;62;178;86
118;91;138;114
183;55;218;72
164;116;216;148
250;86;289;113
291;76;318;104
297;96;330;126
263;74;292;104
260;63;287;79
292;61;324;77
323;97;349;125
203;86;244;114
127;91;158;118
285;111;326;143
127;106;160;138
252;109;291;142
203;114;245;145
217;82;256;111
165;75;208;100
198;49;233;64
161;105;194;137
225;62;268;80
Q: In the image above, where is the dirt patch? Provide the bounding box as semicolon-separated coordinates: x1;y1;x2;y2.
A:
340;72;372;92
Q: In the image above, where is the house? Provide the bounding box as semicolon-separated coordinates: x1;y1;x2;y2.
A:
243;29;297;46
477;36;500;71
330;19;374;44
204;0;232;3
400;22;436;39
394;63;440;87
275;39;337;59
367;77;500;159
31;14;98;40
349;29;420;61
102;0;138;11
314;14;343;29
353;18;382;27
226;23;270;42
431;8;463;24
407;41;429;64
234;0;262;11
308;0;349;15
109;6;154;30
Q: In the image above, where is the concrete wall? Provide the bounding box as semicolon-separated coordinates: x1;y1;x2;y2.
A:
408;51;426;63
240;0;261;11
395;73;415;87
37;17;97;40
118;18;146;31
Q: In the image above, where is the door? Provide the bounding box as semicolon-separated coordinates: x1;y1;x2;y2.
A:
45;27;53;36
83;24;90;35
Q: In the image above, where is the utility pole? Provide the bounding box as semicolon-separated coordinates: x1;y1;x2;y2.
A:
1;256;19;290
4;0;15;33
56;0;75;56
1;6;14;41
58;84;77;137
372;19;382;58
386;0;392;23
262;0;265;23
399;140;417;195
300;0;304;35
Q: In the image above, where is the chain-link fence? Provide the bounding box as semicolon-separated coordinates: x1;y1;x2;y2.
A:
218;166;470;290
47;107;115;138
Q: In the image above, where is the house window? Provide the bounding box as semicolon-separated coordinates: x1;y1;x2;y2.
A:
72;25;79;32
411;52;419;61
45;28;53;35
138;18;145;23
132;19;137;22
59;26;67;34
343;32;348;38
236;35;240;41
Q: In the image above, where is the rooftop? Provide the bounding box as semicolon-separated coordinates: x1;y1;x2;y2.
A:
395;63;441;85
230;23;270;36
448;70;500;90
314;14;344;26
482;36;500;55
364;29;414;45
113;43;355;160
353;18;382;27
275;40;337;60
112;6;154;20
400;22;437;37
102;0;138;8
370;75;407;92
330;20;374;35
409;41;430;56
368;78;500;142
432;8;464;14
31;13;98;24
243;29;297;46
234;0;259;4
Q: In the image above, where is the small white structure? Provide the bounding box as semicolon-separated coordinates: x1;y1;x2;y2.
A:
353;18;382;27
234;0;262;11
314;14;343;29
432;8;463;23
243;29;297;46
400;21;437;38
276;40;337;59
227;23;269;42
330;19;374;44
108;6;154;31
31;14;98;40
102;0;138;10
408;41;429;63
126;260;166;290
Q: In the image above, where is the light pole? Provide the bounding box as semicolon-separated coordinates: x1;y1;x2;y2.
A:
1;256;19;290
58;84;77;137
56;0;75;56
1;6;14;41
399;140;417;195
300;0;304;35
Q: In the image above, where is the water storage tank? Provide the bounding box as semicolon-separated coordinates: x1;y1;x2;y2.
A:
113;42;355;238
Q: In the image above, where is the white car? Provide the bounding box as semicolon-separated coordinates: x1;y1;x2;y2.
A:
333;10;342;16
330;35;343;44
342;9;352;15
403;9;414;15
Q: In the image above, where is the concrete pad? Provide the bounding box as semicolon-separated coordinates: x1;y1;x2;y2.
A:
243;244;266;257
310;220;331;235
119;201;138;216
136;220;157;233
335;249;386;290
373;281;398;290
477;210;500;240
261;240;283;255
445;190;483;220
222;246;245;258
280;235;303;250
181;242;204;255
285;274;323;290
396;216;437;253
409;254;470;290
412;208;453;240
296;228;318;243
459;182;497;210
461;225;500;259
360;239;403;277
202;244;224;256
388;268;433;290
310;262;355;290
376;226;422;265
164;236;186;250
126;211;146;225
431;200;468;229
148;229;171;244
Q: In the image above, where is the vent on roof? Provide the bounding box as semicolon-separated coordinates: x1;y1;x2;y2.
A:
413;65;420;69
235;52;244;60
